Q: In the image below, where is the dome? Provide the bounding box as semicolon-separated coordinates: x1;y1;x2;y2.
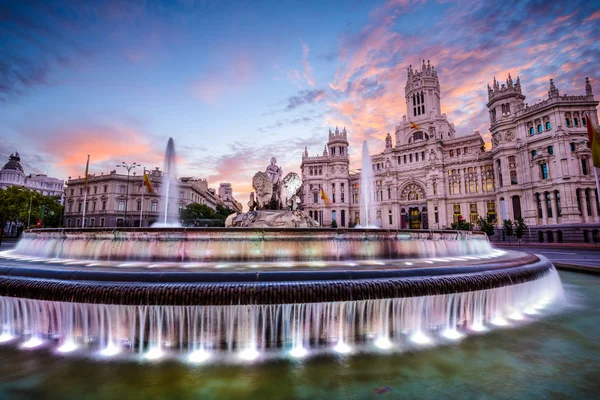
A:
2;152;24;173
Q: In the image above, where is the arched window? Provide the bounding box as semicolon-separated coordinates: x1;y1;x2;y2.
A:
537;124;543;133
452;182;459;195
510;170;518;185
545;121;551;130
529;127;535;135
566;118;571;127
486;178;493;192
450;150;454;157
309;167;313;175
469;180;476;193
408;191;418;201
574;118;579;126
582;117;587;126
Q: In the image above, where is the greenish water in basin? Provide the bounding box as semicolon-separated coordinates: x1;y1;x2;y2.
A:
0;271;598;400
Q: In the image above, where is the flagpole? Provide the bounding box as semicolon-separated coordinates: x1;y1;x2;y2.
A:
140;169;144;227
81;154;90;228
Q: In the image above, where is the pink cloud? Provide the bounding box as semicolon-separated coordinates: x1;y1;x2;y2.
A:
190;54;256;103
301;39;315;86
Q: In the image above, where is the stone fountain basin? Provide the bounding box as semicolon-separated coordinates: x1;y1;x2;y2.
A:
13;227;492;262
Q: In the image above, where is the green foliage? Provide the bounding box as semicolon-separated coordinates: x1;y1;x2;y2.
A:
451;215;473;231
502;219;514;243
348;220;357;228
180;203;235;222
477;215;495;237
513;217;527;240
0;186;63;229
330;219;338;228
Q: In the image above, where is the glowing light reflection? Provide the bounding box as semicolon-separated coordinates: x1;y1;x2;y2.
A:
509;311;524;321
145;348;164;360
442;329;464;340
21;337;43;349
289;346;308;358
239;348;260;361
470;322;487;332
410;331;432;345
491;316;508;326
0;333;14;343
188;349;211;363
374;337;393;350
99;344;121;357
334;341;352;354
57;341;77;353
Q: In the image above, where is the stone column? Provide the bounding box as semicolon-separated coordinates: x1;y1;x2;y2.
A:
590;190;599;221
578;188;588;223
549;191;558;224
540;193;548;225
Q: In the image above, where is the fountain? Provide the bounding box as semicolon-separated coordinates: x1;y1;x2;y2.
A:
0;146;564;364
359;141;376;228
152;137;181;228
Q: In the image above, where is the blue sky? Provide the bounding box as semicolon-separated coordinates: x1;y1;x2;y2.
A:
1;0;599;202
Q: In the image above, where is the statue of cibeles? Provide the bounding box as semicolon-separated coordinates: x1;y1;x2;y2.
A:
265;157;283;185
252;171;274;210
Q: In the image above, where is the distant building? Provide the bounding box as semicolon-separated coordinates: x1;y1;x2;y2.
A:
218;183;243;213
64;169;225;228
301;60;600;243
0;152;64;197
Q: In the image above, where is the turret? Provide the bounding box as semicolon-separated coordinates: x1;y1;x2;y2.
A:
405;59;441;123
327;126;349;157
486;73;526;124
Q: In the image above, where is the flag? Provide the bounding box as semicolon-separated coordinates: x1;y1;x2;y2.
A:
83;155;90;189
320;187;330;206
586;112;600;168
143;169;154;193
409;121;419;129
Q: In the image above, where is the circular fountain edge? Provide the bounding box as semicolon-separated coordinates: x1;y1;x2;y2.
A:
0;255;554;305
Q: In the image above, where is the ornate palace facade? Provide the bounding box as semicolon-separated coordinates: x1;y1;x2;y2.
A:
300;61;600;242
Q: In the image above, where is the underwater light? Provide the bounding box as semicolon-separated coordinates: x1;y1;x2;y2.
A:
239;348;260;361
188;349;211;363
145;348;164;360
442;329;464;340
21;337;43;349
374;337;393;350
410;331;432;345
334;341;352;354
289;346;308;358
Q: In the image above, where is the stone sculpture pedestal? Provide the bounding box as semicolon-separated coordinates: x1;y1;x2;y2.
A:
225;210;320;228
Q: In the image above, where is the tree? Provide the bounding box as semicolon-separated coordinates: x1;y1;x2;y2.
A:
451;215;473;231
180;203;215;220
477;215;495;237
180;203;236;223
330;219;338;228
503;219;514;243
0;187;63;235
513;217;527;243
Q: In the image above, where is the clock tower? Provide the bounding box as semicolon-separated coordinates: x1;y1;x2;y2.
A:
405;59;441;124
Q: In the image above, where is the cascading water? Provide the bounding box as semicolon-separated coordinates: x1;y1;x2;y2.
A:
359;141;376;227
0;268;564;362
153;138;181;227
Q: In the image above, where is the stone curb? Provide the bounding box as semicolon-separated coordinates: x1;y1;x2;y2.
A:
553;263;600;275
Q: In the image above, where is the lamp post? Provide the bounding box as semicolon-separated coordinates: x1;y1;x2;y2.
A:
116;162;138;227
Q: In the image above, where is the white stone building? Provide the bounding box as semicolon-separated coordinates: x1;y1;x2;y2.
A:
218;183;243;213
0;152;64;197
64;169;227;228
301;61;600;243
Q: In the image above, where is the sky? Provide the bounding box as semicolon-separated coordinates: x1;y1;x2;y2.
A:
1;0;599;206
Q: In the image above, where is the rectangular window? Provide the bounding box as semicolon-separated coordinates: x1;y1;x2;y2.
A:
137;202;141;211
404;155;407;164
541;163;549;180
92;201;96;211
546;192;553;218
120;186;125;194
387;187;391;200
78;203;82;212
102;201;106;211
103;185;108;193
94;186;97;194
314;192;318;204
409;154;413;162
469;203;478;223
118;201;125;211
581;159;589;175
416;153;419;162
548;145;554;155
531;150;537;159
570;143;576;151
70;189;74;196
556;191;562;217
151;202;158;212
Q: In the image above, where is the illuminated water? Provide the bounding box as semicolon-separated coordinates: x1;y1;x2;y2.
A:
0;271;596;399
359;141;376;228
153;137;181;227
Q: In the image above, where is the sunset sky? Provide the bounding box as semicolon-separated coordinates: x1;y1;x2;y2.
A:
2;0;599;204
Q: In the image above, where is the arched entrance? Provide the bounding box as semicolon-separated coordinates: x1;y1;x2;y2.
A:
399;182;428;230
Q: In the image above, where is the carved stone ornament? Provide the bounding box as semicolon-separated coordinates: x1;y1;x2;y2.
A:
400;182;426;201
504;130;515;141
492;132;500;145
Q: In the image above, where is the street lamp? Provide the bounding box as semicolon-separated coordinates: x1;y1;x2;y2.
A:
116;162;138;227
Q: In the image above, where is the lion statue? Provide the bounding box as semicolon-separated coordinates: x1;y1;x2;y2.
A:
252;171;274;210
